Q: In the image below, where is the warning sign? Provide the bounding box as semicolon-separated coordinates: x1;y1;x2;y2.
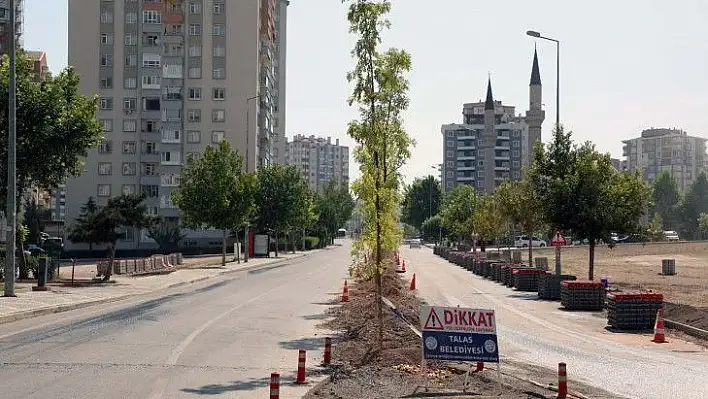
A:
420;306;497;334
420;305;499;363
423;308;444;330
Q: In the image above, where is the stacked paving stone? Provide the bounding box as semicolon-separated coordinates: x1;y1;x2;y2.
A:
493;263;506;282
483;260;496;278
560;281;605;310
606;292;664;330
513;268;546;291
534;257;549;270
538;273;577;300
505;265;529;287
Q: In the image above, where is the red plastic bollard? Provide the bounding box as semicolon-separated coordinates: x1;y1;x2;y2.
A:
557;362;567;398
323;337;332;365
475;362;484;372
296;349;307;384
269;372;280;399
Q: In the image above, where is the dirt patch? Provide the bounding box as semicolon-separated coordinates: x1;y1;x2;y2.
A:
663;302;708;331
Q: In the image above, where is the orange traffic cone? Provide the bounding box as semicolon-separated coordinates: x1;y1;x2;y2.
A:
410;273;416;290
402;260;406;272
652;308;666;343
341;281;350;302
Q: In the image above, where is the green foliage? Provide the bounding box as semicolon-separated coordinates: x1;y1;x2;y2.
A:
401;223;418;238
401;175;442;230
439;184;477;240
147;218;187;254
651;171;681;230
472;194;507;249
421;214;445;242
698;213;708;240
68;197;101;251
316;180;356;242
677;172;708;240
254;164;306;233
24;199;51;245
0;52;103;211
304;236;320;250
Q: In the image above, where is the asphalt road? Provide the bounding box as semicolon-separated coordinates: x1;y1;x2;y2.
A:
401;246;708;399
0;242;351;398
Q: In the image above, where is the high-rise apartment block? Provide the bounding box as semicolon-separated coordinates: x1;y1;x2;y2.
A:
441;50;544;193
284;135;350;193
66;0;284;250
272;0;288;165
622;128;707;192
0;0;23;54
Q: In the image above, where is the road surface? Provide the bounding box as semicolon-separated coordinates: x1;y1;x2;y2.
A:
0;243;351;398
401;246;708;399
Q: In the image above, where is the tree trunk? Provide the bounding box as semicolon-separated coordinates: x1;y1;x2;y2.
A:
528;238;533;267
235;234;241;264
291;231;296;253
302;228;306;251
480;236;486;252
374;176;384;349
103;243;116;282
588;239;596;280
274;230;279;257
221;229;227;266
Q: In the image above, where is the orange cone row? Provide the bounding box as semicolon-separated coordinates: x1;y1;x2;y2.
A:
270;338;335;398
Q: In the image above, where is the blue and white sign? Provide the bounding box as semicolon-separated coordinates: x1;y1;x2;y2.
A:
420;305;499;363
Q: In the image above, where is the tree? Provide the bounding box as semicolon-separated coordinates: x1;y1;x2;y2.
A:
401;175;442;230
698;213;708;240
473;194;507;252
0;52;103;213
439;184;477;243
345;0;413;347
23;198;51;245
651;171;681;230
316;180;356;245
293;189;318;251
496;179;546;265
254;164;307;256
678;172;708;240
421;215;445;243
68;197;101;252
172;141;257;266
147;218;187;254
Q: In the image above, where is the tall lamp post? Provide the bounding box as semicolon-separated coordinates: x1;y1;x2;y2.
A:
244;94;261;262
526;30;560;128
4;1;17;297
430;165;442;245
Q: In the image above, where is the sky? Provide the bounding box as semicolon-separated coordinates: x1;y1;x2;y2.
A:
23;0;708;184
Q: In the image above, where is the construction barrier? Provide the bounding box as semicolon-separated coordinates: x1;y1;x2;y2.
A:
323;337;332;365
95;252;183;277
296;349;307;384
341;280;349;302
557;362;567;398
653;308;666;343
269;372;280;399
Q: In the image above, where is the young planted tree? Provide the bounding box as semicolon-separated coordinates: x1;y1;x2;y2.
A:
345;0;413;346
172;141;257;266
317;180;356;245
439;184;477;245
292;188;318;252
678;172;708;240
496;179;546;265
472;195;507;252
147;218;187;254
651;171;681;230
421;215;446;243
401;175;442;230
68;197;101;252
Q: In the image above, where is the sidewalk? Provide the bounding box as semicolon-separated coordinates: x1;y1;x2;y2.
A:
0;250;315;325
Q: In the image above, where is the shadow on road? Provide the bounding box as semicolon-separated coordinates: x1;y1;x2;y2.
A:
302;312;332;321
180;372;297;395
279;336;326;351
506;293;540;301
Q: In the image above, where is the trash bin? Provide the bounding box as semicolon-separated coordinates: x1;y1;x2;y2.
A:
37;258;49;288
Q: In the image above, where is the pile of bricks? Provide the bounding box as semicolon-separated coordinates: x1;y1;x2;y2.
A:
492;263;507;282
560;281;606;310
534;257;549;270
97;252;183;276
538;273;577;300
513;268;546;292
607;292;664;330
504;265;529;287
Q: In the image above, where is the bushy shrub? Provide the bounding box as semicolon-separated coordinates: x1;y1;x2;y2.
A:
304;236;319;250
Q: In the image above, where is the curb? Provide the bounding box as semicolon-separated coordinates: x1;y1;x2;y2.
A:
665;318;708;341
0;251;316;326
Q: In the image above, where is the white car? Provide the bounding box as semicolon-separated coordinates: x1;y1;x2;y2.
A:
663;230;680;241
514;235;547;248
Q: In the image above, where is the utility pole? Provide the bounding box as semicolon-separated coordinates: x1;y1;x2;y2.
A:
4;0;17;296
244;94;261;262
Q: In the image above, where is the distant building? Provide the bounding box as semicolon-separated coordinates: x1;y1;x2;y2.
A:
25;50;49;81
284;134;349;193
0;0;23;55
622;128;707;192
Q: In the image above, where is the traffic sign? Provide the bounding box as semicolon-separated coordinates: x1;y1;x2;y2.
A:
420;305;499;363
551;232;567;246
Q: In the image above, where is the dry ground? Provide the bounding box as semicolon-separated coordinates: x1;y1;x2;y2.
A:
532;241;708;329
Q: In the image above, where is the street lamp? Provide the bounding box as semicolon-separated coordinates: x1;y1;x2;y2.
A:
430;165;442;245
243;94;261;263
4;2;18;297
526;30;560;128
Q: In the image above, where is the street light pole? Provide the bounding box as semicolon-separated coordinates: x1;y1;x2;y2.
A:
526;30;560;128
4;1;17;297
244;94;261;263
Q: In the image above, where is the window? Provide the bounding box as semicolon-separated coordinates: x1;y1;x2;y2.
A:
124;33;137;46
446;150;453;158
124;77;137;89
97;184;111;197
188;88;201;100
212;88;225;100
512;130;521;137
512;150;520;157
446;171;454;178
143;10;161;24
512;140;520;148
100;33;113;45
142;163;158;176
143;97;161;111
123;98;137;111
161;174;180;187
122;162;137;176
141;184;159;198
189;23;202;36
212;68;224;79
99;97;113;110
161;151;181;164
211;131;224;143
512;171;521;179
188;44;201;57
142;75;161;88
100;10;113;23
101;119;113;132
446;140;454;148
123;119;137;132
125;54;137;67
512;161;520;168
142;54;161;68
189;2;201;13
98;140;112;154
187;130;201;143
122;141;136;154
187;109;201;122
144;121;158;132
122;184;136;196
477;170;484;177
213;24;225;36
143;141;158;154
98;162;112;175
100;77;113;89
162;129;181;143
125;12;137;24
213;3;223;14
213;45;225;57
446;161;454;168
143;34;159;46
188;67;201;79
211;109;225;122
100;54;113;67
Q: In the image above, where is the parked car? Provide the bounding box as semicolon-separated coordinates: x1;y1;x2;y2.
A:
409;238;422;249
514;235;547;248
25;244;46;256
663;230;680;241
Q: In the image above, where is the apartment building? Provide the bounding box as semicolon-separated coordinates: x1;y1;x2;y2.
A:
0;0;23;54
284;135;350;193
66;0;279;250
272;0;288;164
441;49;544;193
622;128;707;192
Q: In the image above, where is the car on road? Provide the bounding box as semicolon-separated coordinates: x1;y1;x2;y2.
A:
26;244;46;256
409;238;421;248
663;230;680;241
514;235;547;248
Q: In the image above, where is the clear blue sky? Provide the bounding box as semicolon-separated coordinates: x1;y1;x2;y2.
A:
24;0;708;184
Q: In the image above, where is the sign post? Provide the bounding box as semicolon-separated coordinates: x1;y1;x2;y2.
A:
420;305;501;394
550;232;567;275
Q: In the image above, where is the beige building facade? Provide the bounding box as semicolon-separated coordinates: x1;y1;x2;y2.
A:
284;135;350;194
